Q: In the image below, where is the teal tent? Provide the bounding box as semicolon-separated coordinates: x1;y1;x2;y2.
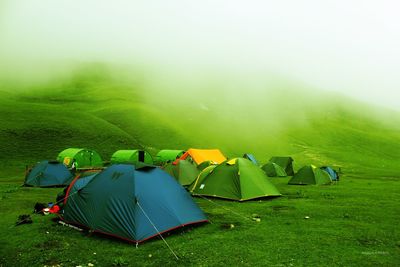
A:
243;153;258;165
62;164;207;243
24;160;73;187
66;173;97;195
320;166;339;181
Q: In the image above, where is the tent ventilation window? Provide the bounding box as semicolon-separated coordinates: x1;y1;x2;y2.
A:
138;151;145;162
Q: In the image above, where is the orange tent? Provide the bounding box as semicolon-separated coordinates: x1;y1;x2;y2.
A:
174;149;227;165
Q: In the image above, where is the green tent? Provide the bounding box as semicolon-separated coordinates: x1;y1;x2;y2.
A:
269;157;294;176
155;150;185;165
57;148;103;169
288;165;332;185
163;159;200;187
189;165;216;191
196;160;215;171
111;150;153;165
191;158;281;201
261;162;287;177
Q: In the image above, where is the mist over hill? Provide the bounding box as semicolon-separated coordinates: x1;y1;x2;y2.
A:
1;63;399;177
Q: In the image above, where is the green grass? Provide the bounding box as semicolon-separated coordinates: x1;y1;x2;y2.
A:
1;175;399;266
1;65;400;266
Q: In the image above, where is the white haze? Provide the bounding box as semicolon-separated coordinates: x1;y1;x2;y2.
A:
1;0;400;110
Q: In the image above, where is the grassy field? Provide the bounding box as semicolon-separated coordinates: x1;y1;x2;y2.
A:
1;66;399;266
1;175;399;266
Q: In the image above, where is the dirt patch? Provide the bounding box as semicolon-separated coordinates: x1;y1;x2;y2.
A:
357;237;383;247
271;205;295;212
35;239;63;250
286;191;308;199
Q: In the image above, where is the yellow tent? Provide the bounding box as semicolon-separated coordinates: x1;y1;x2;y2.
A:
175;149;227;165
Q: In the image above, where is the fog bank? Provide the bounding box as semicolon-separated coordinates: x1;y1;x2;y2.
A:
1;1;399;110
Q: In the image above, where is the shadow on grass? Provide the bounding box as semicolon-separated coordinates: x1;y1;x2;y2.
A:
54;219;209;246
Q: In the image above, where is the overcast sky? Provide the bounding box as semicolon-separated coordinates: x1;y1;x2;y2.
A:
1;0;399;110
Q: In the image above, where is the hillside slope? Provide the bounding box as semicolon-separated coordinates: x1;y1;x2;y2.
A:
1;69;399;177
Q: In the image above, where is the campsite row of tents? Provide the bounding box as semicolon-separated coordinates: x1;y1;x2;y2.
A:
57;148;153;169
25;147;339;188
56;148;193;169
23;147;339;243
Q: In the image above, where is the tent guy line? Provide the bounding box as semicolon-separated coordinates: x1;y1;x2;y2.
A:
136;201;179;260
197;195;252;222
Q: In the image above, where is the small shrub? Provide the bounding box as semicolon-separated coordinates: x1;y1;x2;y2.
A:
112;256;128;266
322;193;334;199
287;191;308;199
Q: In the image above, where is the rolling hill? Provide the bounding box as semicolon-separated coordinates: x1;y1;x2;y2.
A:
1;65;399;178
